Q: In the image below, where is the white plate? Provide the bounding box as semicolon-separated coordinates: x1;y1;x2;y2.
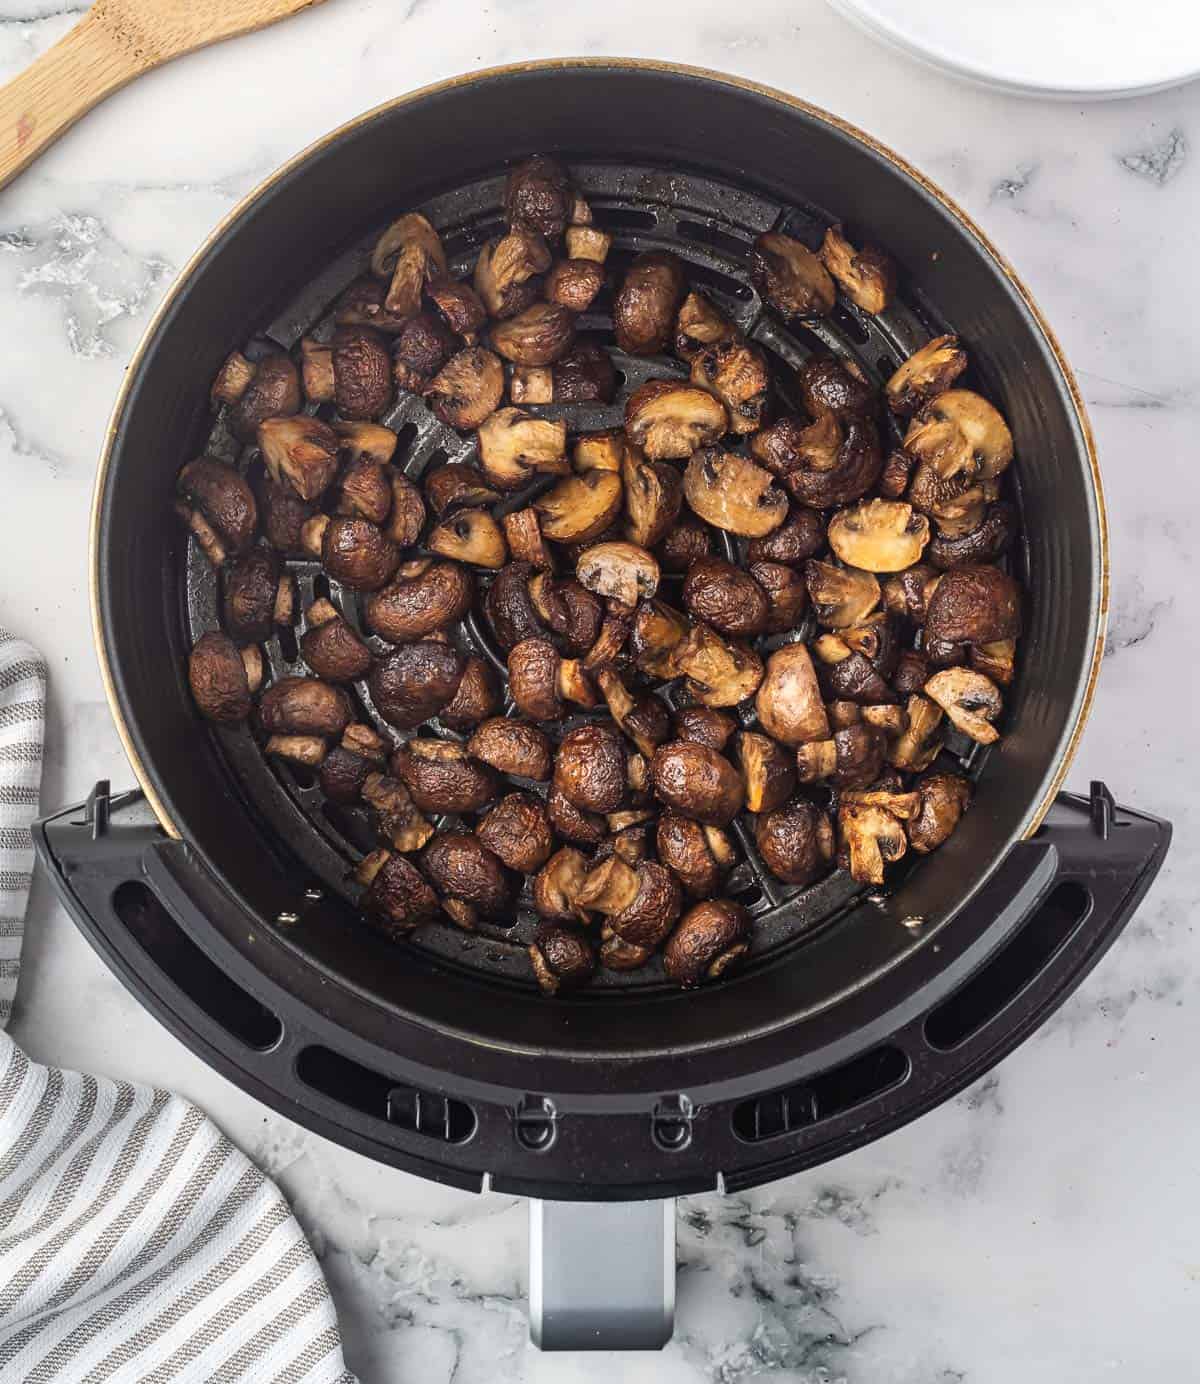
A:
828;0;1200;99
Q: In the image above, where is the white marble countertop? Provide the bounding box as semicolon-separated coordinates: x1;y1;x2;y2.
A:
2;2;1196;1379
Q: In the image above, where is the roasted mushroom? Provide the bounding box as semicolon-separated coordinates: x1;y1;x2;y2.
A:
256;475;313;556
907;461;998;540
319;516;401;591
828;500;931;573
613;251;686;355
663;900;750;987
312;325;394;420
363;773;434;853
428;508;508;569
903;389;1013;482
505;155;572;239
484;562;543;652
683;449;787;538
736;731;797;814
384;472;427;549
372;212;447;317
529;925;595;994
188;631;259;722
656;813;736;900
837;800;910;885
670;624;764;708
819;225;897;314
423;832;514;920
223;352;300;444
427;275;487;341
893;651;931;698
546;784;606;848
752;414;883;510
507;638;595;720
565;223;612;263
478;792;556;875
222;548;293;644
365;559;474;643
624;380;729;461
755;643;830;745
750;232;835;318
794;723;886;790
532;845;593;922
674;707;736;753
439;655;501;731
535;469;624;544
885;335;968;416
358;850;439;938
176;458;257;564
467;718;553;781
690;338;770;435
908;772;971;854
748;561;808;634
657;519;715;572
576;856;682;947
491;302;576;367
392;311;459;393
300;599;372;683
682;556;768;638
630;599;689;678
368;642;466;729
553;722;629;814
878;449;914;500
924;564;1021;649
888;694;944;771
747;509;826;567
881;564;939;624
811;630;897;706
392;739;499;814
971;638;1016;688
334;276;415;333
595;668;670;758
257;417;340;503
755;801;834;886
258;677;351;738
675;290;736;361
924;667;1003;744
796;355;876;421
651;740;745;826
623;449;684;549
474;229;553;319
528;574;603;656
425;348;505;430
514;341;618;405
576;541;660;609
928;501;1016;570
333;458;392;526
502;508;554;570
545;257;606;312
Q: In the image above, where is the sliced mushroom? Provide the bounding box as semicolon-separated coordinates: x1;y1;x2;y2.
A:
650;740;745;826
819;225;897;314
928;501;1017;570
502;508;554;570
827;500;931;573
675;290;736;361
755;800;835;885
532;845;594;922
674;707;736;753
796;355;877;421
257;417;340;503
439;655;501;731
478;792;556;875
682;557;768;638
392;311;459;393
663;900;750;987
321;516;401;591
176;458;257;561
924;667;1003;744
534;469;623;544
862;704;908;735
188;632;256;722
735;731;796;814
881;563;939;624
373;213;447;317
887;694;944;771
422;832;513;918
427;275;487;341
656;813;736;900
903;389;1013;481
752;414;883;510
359;851;439;938
300;599;372;683
363;772;434;853
613;251;686;355
683;448;787;538
623;448;684;549
755;643;830;745
428;509;508;569
576;541;660;609
795;723;886;789
391;739;499;814
690;339;770;435
368;642;466;729
971;638;1016;688
545;258;606;312
747;509;826;567
330;325;394;420
491;302;576;367
595;668;671;757
299;336;334;403
886;335;968;416
505;155;573;240
477;410;566;490
750;231;835;317
258;677;351;738
749;561;809;635
576;856;682;948
225;353;301;443
365;559;474;643
574;430;625;474
467;718;553;781
908;772;971;854
474;229;552;318
333;459;392;525
344;724;388;762
837;801;909;885
425;348;505;430
624;381;728;461
630;599;689;678
553;722;629;814
670;624;764;708
924;564;1022;648
507;638;596;720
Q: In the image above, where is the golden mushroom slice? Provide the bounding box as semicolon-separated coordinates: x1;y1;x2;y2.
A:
630;599;690;678
750;231;836;318
574;430;625;474
827;499;931;573
682;448;788;539
689;339;770;435
477;407;569;490
372;213;447;318
904;389;1013;481
804;560;881;629
427;509;508;569
885;334;968;416
669;624;764;708
819;225;897;314
924;668;1003;745
623;446;683;548
576;541;661;609
675;290;736;361
624;380;728;461
838;801;909;885
534;469;624;544
425;348;505;430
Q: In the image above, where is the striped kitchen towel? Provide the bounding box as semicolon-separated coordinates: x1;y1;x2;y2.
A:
0;631;356;1383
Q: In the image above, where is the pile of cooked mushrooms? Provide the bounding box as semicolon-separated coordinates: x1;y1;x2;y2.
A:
181;153;1021;994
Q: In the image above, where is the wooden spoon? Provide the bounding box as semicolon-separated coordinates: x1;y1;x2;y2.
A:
0;0;326;192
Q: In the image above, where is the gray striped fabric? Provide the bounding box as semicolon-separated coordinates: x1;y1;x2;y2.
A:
0;631;357;1382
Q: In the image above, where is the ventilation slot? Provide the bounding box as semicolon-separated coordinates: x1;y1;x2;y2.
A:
296;1045;476;1143
683;259;754;302
732;1045;908;1142
112;881;282;1050
599;207;658;229
924;881;1093;1051
277;625;299;665
676;218;752;259
830;304;871;345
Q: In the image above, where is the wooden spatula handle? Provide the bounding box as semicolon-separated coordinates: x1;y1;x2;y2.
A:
0;8;148;192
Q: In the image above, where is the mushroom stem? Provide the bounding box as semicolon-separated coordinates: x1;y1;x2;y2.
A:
175;501;227;568
240;646;264;694
265;734;327;766
355;848;390;888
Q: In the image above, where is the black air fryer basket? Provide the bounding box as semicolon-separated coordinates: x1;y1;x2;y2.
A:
36;61;1169;1350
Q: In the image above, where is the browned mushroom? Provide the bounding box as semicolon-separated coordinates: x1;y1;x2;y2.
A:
893;651;931;698
749;561;808;634
670;624;764;708
300;599;372;683
313;516;398;591
613;251;686;355
439;655;500;730
545;257;605;312
502;509;554;570
599;930;655;971
258;677;351;738
474;229;552;319
478;792;556;875
392;312;459;393
904;389;1013;482
656;813;736;900
650;740;744;826
924;667;1003;744
674;707;736;752
328;326;394;419
924;565;1021;649
188;632;259;722
886;335;968;416
755;643;830;745
484;562;543;652
427;275;487;342
423;463;500;517
257;417;341;504
819;225;897;314
576;856;682;948
391;739;499;814
837;800;910;885
971;638;1016;688
528;574;603;656
532;844;593;922
529;924;595;993
222;548;292;644
368;642;466;729
747;508;826;567
908;772;971;854
507;638;596;720
811;630;897;706
320;725;387;804
371;212;446;317
690;338;770;435
422;832;514;920
210;349;257;407
907;461;998;540
467;718;553;781
332;459;392;527
682;557;769;638
623;448;684;549
491;302;576;367
887;694;944;771
576;541;660;609
675;290;736;361
878;449;914;500
358;850;439;938
751;232;835;318
255;475;313;556
336;419;399;467
362;772;434;853
828;500;931;573
224;352;301;443
176;458;257;563
425;348;505;430
657;519;715;572
572;430;624;474
683;448;787;538
565;223;612;263
624;381;728;461
505;155;572;239
752;414;883;510
553;722;629;814
736;731;797;813
796;354;876;420
546;784;606;848
428;509;508;569
928;502;1016;570
512;341;618;405
594;668;671;757
881;564;939;624
535;469;624;544
795;723;886;789
629;599;688;678
365;559;474;643
663;900;750;987
755;800;835;885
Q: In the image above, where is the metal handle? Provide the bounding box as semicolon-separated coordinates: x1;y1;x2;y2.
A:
530;1198;675;1350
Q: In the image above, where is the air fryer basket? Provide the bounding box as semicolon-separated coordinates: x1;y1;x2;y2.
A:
35;64;1168;1210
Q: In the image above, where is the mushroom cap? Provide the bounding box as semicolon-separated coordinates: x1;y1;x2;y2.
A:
427;274;487;339
546;259;606;314
924;564;1022;646
258;677;351;738
505;155;573;239
650;740;745;827
831;723;887;789
322;517;401;591
827;499;931;573
423;462;500;516
753;415;883;510
535;469;624;544
426;348;505;430
222;548;281;644
384;472;427;549
546;783;607;846
909;772;972;854
484;562;543;652
491;302;576;367
747;508;826;567
608;861;683;948
613;250;686;355
391;739;499;814
657;518;715;571
529;924;595;994
554;339;618;403
422;832;514;916
365;560;474;643
683;448;787;539
624;380;728;461
507;638;563;720
663;900;751;987
319;745;371;804
553;722;628;814
300;611;372;683
361;853;440;938
529;576;603;657
683;557;769;638
334;459;393;525
188;632;252;723
796;354;877;421
331;325;394;420
467;718;553;781
478;792;556;874
393;311;459;391
368;642;467;729
755;800;835;885
178;458;258;553
674;707;736;753
748;561;809;634
690;339;771;434
886;334;968;416
256;475;313;555
755;643;830;746
227;353;301;443
656;812;735;899
439;655;501;731
928;502;1017;571
750;232;835;318
630;599;689;678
